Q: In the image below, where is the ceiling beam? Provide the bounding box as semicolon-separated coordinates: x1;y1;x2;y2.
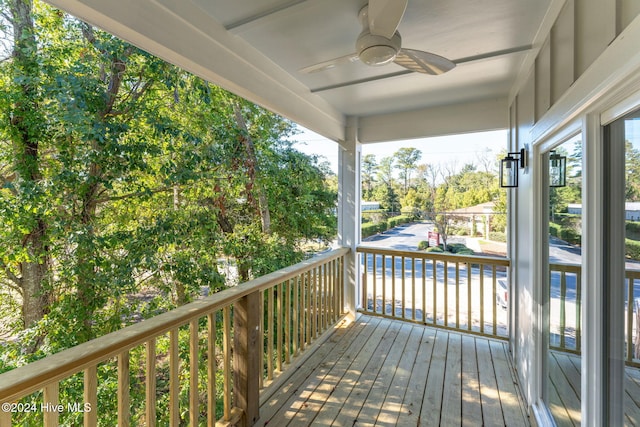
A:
358;98;508;143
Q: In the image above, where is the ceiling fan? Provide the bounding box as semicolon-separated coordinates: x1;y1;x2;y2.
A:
299;0;456;75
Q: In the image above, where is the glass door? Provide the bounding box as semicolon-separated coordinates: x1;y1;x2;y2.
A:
607;109;640;426
544;134;583;426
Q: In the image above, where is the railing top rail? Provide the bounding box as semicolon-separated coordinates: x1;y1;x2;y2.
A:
356;245;510;266
549;262;582;273
0;247;350;403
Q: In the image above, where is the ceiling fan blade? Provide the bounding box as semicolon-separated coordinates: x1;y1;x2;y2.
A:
394;48;456;75
299;52;360;74
368;0;408;38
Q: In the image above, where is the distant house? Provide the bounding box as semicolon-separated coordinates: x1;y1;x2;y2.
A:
568;202;640;220
361;201;381;211
452;201;496;238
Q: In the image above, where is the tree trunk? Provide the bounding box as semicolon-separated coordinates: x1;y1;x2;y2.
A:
9;0;51;330
232;103;271;235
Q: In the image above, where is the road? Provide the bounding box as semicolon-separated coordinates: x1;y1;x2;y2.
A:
362;221;465;251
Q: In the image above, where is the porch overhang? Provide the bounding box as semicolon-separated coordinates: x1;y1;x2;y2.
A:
42;0;538;145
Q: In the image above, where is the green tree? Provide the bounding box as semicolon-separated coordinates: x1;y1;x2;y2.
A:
394;147;422;194
0;1;337;353
362;153;377;200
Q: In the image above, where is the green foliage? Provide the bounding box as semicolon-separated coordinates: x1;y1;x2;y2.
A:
362;222;386;238
626;239;640;260
417;240;429;250
426;246;444;253
549;223;562;237
489;231;507;242
0;0;337;378
387;215;413;228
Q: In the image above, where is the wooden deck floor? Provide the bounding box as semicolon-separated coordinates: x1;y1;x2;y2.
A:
258;315;530;426
548;351;640;426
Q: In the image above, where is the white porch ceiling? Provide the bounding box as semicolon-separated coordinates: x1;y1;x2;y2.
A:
44;0;553;144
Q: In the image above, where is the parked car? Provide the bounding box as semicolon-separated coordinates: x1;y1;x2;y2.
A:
497;279;509;309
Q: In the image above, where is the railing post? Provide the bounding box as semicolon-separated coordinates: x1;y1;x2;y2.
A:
234;291;261;426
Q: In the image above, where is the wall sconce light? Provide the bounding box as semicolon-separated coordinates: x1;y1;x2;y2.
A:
500;148;526;188
549;150;567;187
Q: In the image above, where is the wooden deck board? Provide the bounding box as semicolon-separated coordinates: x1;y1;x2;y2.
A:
395;327;436;426
548;351;640;427
476;337;505;426
353;322;413;426
283;317;382;426
259;315;530;427
330;319;401;427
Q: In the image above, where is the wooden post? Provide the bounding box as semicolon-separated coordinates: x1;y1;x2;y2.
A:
234;291;261;426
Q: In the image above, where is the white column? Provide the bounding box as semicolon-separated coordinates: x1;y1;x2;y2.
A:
581;113;608;426
338;116;361;318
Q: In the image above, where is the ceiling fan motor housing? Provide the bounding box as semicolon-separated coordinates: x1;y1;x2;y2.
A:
356;30;401;66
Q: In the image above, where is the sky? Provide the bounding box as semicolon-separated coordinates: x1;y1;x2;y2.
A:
291;127;508;175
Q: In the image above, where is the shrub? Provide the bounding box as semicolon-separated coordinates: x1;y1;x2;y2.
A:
417;240;429;250
426;246;444;253
489;232;507;242
549;223;561;238
457;249;475;256
362;222;384;238
447;243;468;254
627;221;640;233
560;228;581;245
626;239;640;260
387;215;413;229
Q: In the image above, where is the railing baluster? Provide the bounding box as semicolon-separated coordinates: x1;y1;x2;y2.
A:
324;262;329;330
625;277;633;362
43;382;59;427
260;291;265;389
0;405;10;426
444;261;449;327
207;313;216;427
421;258;426;323
480;265;485;335
222;306;232;421
492;265;497;336
575;268;582;353
401;255;406;319
300;274;306;352
467;262;472;331
118;352;130;427
293;277;299;357
361;253;376;311
144;346;156;426
371;253;376;313
277;282;283;372
84;365;98;427
306;270;312;347
432;259;437;326
169;328;180;427
412;257;416;321
382;255;387;316
392;255;396;318
455;261;460;329
285;280;291;364
189;320;199;426
311;267;317;341
560;271;567;349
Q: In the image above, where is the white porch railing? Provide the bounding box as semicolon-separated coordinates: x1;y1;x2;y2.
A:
549;262;640;367
0;247;349;427
357;246;511;339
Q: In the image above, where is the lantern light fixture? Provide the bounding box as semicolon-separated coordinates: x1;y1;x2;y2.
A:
549;150;567;187
500;148;526;188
